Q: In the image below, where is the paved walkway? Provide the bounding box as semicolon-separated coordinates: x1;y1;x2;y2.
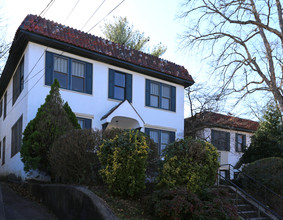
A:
0;182;58;220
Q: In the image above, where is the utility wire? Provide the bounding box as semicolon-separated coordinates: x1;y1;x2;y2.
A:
39;0;55;17
87;0;125;32
81;0;106;30
64;0;80;23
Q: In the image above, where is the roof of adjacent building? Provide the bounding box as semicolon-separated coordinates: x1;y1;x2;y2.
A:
185;111;260;133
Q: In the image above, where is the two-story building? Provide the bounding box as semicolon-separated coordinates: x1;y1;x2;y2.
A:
0;15;194;179
185;111;259;178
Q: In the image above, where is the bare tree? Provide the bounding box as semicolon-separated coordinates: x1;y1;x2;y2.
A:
180;0;283;112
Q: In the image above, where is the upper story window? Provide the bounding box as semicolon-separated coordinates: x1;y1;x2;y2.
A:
4;92;7;119
108;69;132;102
77;117;92;129
45;52;93;94
211;129;230;151
11;115;23;157
13;58;24;105
145;128;175;156
235;134;246;152
0;99;2;118
145;79;176;111
2;137;5;165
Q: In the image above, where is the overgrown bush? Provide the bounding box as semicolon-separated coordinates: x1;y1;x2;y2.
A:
21;80;79;174
147;186;238;220
236;104;283;168
242;157;283;195
157;137;219;193
49;129;102;184
97;129;149;197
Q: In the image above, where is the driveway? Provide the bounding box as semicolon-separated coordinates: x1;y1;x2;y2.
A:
0;182;58;220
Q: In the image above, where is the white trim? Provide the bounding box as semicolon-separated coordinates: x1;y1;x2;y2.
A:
144;124;176;132
74;113;94;119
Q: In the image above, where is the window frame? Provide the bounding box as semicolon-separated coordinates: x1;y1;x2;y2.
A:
108;69;132;102
145;79;176;112
145;128;175;156
45;52;92;94
13;57;24;105
77;117;92;129
2;137;5;165
4;92;7;119
0;99;2;118
11;115;23;157
235;133;246;152
211;129;230;151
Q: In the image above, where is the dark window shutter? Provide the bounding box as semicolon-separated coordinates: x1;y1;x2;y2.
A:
211;130;215;146
84;119;92;129
125;73;132;102
226;132;230;151
242;135;246;151
145;128;149;136
235;134;239;152
169;131;175;143
0;99;2;117
45;52;54;86
108;69;115;99
170;86;176;112
85;63;93;94
145;79;150;106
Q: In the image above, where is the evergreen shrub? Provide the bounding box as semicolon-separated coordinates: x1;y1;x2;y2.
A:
97;129;149;197
49;129;102;184
157;137;219;193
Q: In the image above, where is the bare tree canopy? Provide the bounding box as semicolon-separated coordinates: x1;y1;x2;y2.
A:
102;16;167;57
181;0;283;112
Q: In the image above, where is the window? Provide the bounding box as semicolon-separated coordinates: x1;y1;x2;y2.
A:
45;52;93;94
145;128;175;155
77;117;92;129
211;129;230;151
0;99;2;118
108;69;132;102
4;92;7;119
145;79;176;111
13;58;24;105
235;134;246;152
11;115;23;157
2;137;5;165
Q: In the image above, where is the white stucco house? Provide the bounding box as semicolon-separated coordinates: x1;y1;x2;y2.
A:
185;112;259;178
0;15;194;179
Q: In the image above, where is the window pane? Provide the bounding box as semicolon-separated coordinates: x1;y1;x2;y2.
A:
161;132;169;145
54;72;68;89
161;97;170;109
114;86;125;100
72;61;85;77
77;118;84;129
114;72;125;87
150;82;159;95
162;85;170;98
54;56;68;73
72;76;84;92
150;95;159;107
149;130;159;144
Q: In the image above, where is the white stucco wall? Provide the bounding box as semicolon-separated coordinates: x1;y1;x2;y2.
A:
0;42;186;179
196;127;253;168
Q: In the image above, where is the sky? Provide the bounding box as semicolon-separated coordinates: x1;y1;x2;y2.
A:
0;0;256;119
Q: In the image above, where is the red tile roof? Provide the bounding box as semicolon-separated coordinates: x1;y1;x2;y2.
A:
19;14;194;83
185;112;259;132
